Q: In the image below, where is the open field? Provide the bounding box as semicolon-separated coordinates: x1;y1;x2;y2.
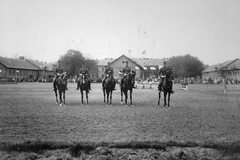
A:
0;82;240;159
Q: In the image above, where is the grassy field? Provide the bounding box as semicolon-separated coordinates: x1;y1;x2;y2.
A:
0;82;240;159
0;82;240;145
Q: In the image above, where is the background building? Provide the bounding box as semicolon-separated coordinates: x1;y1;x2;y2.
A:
0;56;54;81
202;59;240;84
97;55;164;81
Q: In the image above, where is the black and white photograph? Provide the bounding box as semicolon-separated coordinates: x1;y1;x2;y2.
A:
0;0;240;159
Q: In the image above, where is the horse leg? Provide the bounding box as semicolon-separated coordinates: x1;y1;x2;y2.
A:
80;90;84;105
59;90;62;106
63;91;66;106
125;90;128;106
168;92;170;107
86;91;88;105
158;90;161;106
54;89;58;104
164;91;167;107
107;91;110;105
120;88;124;104
130;89;133;107
110;91;112;106
103;89;106;104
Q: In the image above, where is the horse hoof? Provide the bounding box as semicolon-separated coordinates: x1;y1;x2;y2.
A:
59;104;62;106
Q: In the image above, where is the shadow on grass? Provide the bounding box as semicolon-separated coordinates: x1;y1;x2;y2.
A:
0;140;239;157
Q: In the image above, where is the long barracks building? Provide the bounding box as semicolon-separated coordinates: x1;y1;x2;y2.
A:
0;56;54;81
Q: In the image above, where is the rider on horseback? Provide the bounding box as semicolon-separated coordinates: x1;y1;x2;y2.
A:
76;63;91;90
102;62;116;90
53;61;68;90
120;61;136;88
158;60;174;93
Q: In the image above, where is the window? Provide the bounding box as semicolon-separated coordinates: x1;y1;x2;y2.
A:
102;67;104;72
102;74;104;79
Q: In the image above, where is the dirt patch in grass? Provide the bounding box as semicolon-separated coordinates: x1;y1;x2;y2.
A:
0;140;240;160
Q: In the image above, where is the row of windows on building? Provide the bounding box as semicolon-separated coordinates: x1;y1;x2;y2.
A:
7;69;38;76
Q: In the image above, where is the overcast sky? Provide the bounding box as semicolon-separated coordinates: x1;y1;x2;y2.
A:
0;0;240;65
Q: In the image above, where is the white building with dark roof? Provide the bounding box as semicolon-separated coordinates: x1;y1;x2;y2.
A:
96;55;164;80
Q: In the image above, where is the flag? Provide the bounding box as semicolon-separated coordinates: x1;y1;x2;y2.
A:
150;67;156;70
0;70;2;72
143;66;147;70
135;66;139;69
16;70;19;73
159;65;163;69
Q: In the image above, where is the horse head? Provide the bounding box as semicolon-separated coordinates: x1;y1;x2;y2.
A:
79;73;86;84
60;72;68;85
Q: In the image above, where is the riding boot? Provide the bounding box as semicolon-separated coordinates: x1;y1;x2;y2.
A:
66;83;68;90
89;82;91;90
53;80;57;90
132;82;136;88
76;81;79;90
102;79;105;90
159;83;163;91
170;83;174;93
120;79;123;88
113;81;116;90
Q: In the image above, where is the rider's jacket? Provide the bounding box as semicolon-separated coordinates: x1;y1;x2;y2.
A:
159;66;168;76
54;67;64;75
105;66;113;77
122;66;131;75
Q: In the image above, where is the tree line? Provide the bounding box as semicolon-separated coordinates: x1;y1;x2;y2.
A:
56;50;207;79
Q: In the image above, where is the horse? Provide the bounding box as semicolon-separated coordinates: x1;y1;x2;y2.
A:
78;73;89;105
54;72;69;106
120;70;135;106
103;71;115;105
158;70;173;107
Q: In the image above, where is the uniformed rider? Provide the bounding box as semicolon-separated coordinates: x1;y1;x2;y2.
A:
53;61;68;90
102;62;116;90
158;61;174;93
120;61;136;88
76;63;91;90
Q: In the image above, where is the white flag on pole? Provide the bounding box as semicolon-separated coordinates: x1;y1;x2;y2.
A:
143;66;147;70
159;65;163;69
135;66;139;69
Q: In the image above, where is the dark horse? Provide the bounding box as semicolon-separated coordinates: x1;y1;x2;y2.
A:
78;73;89;105
103;71;115;105
120;70;135;106
54;72;69;106
158;70;173;107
